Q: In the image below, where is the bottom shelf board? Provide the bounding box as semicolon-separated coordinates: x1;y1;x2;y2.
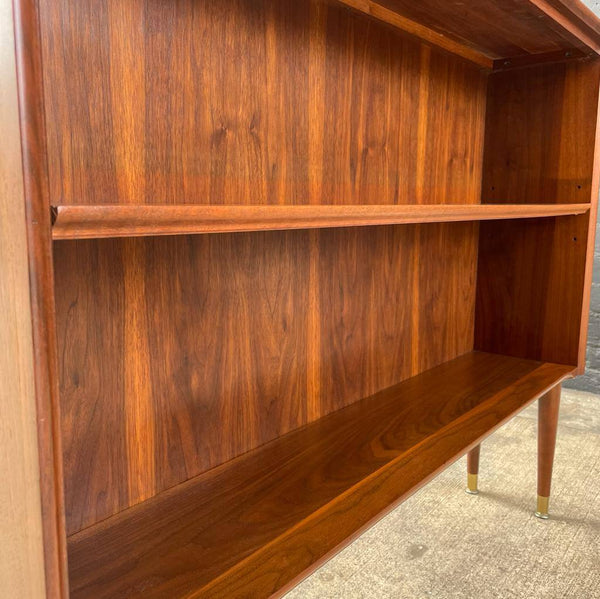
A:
67;352;573;599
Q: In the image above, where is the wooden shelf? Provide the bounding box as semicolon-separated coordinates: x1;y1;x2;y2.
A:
334;0;600;69
67;351;574;599
51;203;591;240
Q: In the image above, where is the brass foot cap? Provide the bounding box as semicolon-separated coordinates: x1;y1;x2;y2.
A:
466;473;478;495
535;496;550;519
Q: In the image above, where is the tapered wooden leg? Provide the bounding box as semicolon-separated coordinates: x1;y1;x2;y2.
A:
466;444;481;495
535;385;561;519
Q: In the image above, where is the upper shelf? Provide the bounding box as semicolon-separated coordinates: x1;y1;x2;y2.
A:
51;203;591;240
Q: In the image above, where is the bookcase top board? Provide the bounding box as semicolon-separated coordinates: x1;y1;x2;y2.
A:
338;0;600;67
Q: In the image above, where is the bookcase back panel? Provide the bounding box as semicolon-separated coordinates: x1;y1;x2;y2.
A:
39;0;486;207
54;222;478;534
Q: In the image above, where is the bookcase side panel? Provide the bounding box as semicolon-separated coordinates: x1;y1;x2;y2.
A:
6;0;69;595
475;59;600;368
0;0;48;595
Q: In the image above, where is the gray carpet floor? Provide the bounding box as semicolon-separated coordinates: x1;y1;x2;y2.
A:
285;389;600;599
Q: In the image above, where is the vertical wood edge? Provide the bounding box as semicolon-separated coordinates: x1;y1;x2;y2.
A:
12;0;68;596
576;59;600;374
0;0;46;596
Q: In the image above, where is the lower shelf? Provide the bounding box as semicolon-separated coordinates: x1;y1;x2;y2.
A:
67;352;573;599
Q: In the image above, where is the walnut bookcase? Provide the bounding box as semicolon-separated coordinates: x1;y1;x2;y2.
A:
3;0;600;597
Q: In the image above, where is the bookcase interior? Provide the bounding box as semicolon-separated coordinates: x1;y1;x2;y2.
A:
37;0;600;596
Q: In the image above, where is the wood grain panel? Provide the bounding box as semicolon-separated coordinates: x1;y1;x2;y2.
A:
476;216;588;365
541;0;600;41
143;232;310;495
476;59;600;368
316;226;414;415
335;0;494;68
54;231;310;535
38;0;487;207
11;0;68;595
0;0;47;594
374;0;598;58
416;223;479;372
55;241;128;535
54;222;478;534
11;1;600;598
66;352;574;599
421;52;487;203
529;0;600;53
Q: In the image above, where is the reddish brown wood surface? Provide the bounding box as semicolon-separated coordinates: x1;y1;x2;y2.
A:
66;352;574;599
364;0;600;59
492;48;588;71
14;1;600;597
12;0;68;596
482;61;600;205
50;203;591;240
476;215;588;366
578;61;600;373
543;0;600;39
334;0;494;68
38;0;487;208
1;0;51;594
54;222;478;534
529;0;600;52
335;0;600;68
537;385;562;498
467;445;481;476
476;59;600;368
